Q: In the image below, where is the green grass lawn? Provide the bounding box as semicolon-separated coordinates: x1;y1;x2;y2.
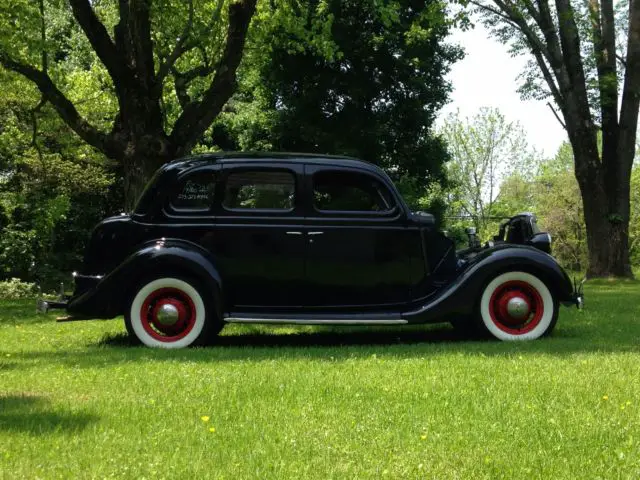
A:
1;281;640;479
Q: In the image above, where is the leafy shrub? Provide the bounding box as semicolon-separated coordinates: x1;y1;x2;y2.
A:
0;277;37;299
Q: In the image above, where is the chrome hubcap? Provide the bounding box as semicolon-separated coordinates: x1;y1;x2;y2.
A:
156;303;180;326
506;296;530;320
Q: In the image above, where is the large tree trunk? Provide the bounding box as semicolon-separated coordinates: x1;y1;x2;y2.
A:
122;151;167;212
575;152;633;278
116;121;173;211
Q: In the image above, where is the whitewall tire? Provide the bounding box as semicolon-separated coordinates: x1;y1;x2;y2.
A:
126;277;210;348
479;271;557;341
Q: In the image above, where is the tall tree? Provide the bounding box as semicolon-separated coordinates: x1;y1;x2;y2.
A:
440;107;539;234
470;0;640;277
215;0;462;191
0;0;257;209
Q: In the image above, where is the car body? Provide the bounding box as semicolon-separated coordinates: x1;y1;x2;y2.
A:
39;152;583;347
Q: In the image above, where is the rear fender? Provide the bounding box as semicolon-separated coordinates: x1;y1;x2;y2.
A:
67;239;223;319
403;245;573;323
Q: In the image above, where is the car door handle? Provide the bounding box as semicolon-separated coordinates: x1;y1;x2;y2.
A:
286;231;303;235
308;231;324;235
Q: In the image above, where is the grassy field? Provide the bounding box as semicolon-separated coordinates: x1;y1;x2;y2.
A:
1;280;640;479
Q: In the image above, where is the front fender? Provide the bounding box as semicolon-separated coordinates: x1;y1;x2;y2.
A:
403;244;573;323
67;239;223;319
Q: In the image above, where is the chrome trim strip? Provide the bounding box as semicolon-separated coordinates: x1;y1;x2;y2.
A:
225;317;407;325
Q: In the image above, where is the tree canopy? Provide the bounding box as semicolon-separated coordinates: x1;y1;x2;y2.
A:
0;0;461;284
470;0;640;277
214;0;462;193
1;0;258;208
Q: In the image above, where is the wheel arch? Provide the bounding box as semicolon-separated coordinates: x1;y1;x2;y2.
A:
404;245;573;324
67;238;224;319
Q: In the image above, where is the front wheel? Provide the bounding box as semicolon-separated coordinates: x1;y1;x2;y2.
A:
478;271;558;341
125;276;219;348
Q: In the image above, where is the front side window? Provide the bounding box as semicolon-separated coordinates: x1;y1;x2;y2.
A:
170;171;217;211
313;170;395;213
223;170;295;210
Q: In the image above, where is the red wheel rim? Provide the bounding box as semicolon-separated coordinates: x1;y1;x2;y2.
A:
488;280;544;334
139;287;197;342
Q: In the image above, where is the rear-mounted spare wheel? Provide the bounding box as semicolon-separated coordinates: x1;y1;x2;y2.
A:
125;276;220;348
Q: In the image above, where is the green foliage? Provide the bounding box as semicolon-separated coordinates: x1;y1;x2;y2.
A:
215;0;461;195
1;0;463;283
0;67;115;283
0;277;37;299
533;145;588;271
439;107;541;242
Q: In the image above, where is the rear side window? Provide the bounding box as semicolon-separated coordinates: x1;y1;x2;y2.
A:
313;170;395;213
223;170;295;210
170;171;217;211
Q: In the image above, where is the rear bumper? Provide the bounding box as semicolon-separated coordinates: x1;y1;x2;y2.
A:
563;291;584;309
562;278;585;309
36;298;67;314
36;272;104;320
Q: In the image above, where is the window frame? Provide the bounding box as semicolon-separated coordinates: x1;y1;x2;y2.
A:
163;166;221;218
218;164;301;217
309;167;399;218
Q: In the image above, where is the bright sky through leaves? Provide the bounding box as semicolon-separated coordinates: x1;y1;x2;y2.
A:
440;24;569;157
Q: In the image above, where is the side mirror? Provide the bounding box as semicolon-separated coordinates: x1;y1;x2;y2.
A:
410;211;435;226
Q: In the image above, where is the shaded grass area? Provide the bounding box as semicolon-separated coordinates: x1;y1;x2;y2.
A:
1;281;639;478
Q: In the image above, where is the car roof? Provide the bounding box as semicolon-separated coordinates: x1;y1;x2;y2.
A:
163;152;385;175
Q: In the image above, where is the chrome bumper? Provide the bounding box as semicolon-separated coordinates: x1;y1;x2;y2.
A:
36;298;67;314
573;292;584;310
36;281;68;314
571;277;585;309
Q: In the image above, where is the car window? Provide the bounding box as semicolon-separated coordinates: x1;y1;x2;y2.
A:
223;170;295;210
313;170;395;213
170;171;217;211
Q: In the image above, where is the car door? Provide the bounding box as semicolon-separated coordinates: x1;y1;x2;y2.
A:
210;162;306;309
302;165;425;310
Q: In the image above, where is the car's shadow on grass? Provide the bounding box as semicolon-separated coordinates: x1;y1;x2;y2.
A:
92;319;640;358
99;324;472;348
0;394;98;434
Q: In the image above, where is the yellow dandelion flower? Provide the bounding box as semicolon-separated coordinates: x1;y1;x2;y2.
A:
602;395;609;401
201;416;210;422
420;435;427;441
209;427;216;433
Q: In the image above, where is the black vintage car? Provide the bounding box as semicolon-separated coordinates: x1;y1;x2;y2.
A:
39;153;583;347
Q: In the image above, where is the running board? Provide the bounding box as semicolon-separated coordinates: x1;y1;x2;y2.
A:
225;317;407;326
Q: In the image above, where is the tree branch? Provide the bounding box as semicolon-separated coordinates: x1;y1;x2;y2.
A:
617;0;640;167
592;0;620;168
547;101;567;129
477;0;566;107
171;64;215;109
554;0;593;122
535;0;570;91
0;53;118;157
616;53;626;67
68;0;129;89
170;0;257;155
155;0;195;89
470;1;518;26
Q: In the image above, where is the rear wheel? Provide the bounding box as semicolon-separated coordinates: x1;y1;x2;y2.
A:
125;276;220;348
478;271;558;341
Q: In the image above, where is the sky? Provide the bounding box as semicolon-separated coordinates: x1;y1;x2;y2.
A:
438;24;569;158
